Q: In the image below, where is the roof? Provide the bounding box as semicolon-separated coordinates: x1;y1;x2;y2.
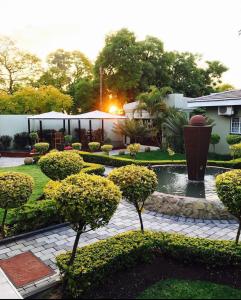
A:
27;111;69;120
188;90;241;108
123;101;139;111
70;110;127;120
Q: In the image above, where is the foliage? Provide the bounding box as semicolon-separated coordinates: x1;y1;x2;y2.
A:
226;134;241;145
0;135;12;150
167;147;175;160
0;36;42;94
0;172;34;237
113;119;149;143
108;165;157;232
13;132;29;149
81;162;105;176
55;173;121;265
137;279;241;299
215;83;235;92
145;147;151;152
101;144;113;155
210;133;220;153
230;143;241;159
29;132;39;145
34;142;49;155
216;170;241;243
127;143;141;159
64;135;73;145
88;142;101;152
38;151;84;180
9;200;61;236
57;230;241;298
72;143;82;150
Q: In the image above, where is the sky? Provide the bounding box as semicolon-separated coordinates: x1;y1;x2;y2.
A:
0;0;241;88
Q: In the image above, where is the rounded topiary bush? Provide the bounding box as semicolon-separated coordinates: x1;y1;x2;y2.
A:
34;142;50;155
108;165;157;232
88;142;101;152
38;151;84;180
226;134;241;145
72;143;82;150
0;172;34;238
101;144;113;155
216;170;241;243
55;173;121;265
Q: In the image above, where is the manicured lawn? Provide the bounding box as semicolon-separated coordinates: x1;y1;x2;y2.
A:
0;165;49;223
137;279;241;299
115;150;185;161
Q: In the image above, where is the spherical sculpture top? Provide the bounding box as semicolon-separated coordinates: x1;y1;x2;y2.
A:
189;115;206;126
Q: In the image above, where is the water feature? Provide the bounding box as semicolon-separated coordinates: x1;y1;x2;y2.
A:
154;165;229;201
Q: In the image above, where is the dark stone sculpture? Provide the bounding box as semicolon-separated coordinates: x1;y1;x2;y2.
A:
184;115;212;181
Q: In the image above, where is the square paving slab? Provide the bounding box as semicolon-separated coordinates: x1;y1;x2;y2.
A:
0;251;55;288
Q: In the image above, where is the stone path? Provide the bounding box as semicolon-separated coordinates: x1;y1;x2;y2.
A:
0;200;238;298
0;157;25;168
0;268;22;299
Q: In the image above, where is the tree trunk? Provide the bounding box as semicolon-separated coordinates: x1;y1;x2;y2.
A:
68;230;82;266
136;207;144;233
1;209;8;239
236;222;241;245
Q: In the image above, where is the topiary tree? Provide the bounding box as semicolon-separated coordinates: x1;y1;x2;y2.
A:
101;144;113;156
54;173;121;266
229;143;241;160
38;151;84;180
226;134;241;145
88;142;101;152
210;133;220;153
127;143;141;160
72;143;82;150
0;135;12;150
29;132;39;145
216;170;241;244
108;165;157;233
34;142;49;155
0;172;34;238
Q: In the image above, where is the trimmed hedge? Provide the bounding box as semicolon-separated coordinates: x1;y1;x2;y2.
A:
79;151;241;169
8;200;62;235
81;162;105;176
57;230;241;298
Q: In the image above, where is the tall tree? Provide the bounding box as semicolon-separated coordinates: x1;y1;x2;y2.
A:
0;36;42;94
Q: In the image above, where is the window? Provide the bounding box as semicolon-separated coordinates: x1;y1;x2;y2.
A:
231;117;241;134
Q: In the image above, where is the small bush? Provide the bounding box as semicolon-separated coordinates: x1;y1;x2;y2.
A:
38;151;84;181
144;146;151;152
216;169;241;244
34;143;50;155
88;142;101;152
108;165;157;232
44;180;62;200
72;143;82;150
81;163;105;176
24;157;34;165
0;135;12;150
230;143;241;159
226;134;241;145
127;143;141;159
14;132;29;149
29;132;39;145
210;133;220;153
57;230;241;298
0;172;34;238
101;144;113;156
64;135;73;145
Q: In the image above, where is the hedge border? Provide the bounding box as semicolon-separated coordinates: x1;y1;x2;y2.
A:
79;151;241;169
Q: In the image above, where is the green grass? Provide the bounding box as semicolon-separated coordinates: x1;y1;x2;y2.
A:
0;165;49;223
137;279;241;299
115;150;185;161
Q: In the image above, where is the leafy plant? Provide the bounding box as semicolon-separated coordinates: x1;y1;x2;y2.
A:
210;133;221;153
167;147;175;161
29;132;39;145
108;165;157;232
229;143;241;160
14;132;29;149
72;143;82;150
88;142;101;152
0;135;12;150
101;144;113;156
34;142;49;155
127;143;141;159
64;135;73;145
226;134;241;145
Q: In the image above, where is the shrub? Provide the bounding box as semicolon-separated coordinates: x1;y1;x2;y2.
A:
81;163;105;176
72;143;82;150
145;146;151;152
29;132;39;145
57;230;241;298
88;142;101;152
101;144;113;156
24;157;34;165
39;151;84;181
54;173;121;266
226;134;241;145
210;133;220;153
34;142;49;155
14;132;29;149
64;135;73;145
127;143;141;159
216;170;241;244
0;135;12;150
229;143;241;159
0;172;34;238
44;180;62;200
9;200;61;235
108;165;157;232
167;147;175;160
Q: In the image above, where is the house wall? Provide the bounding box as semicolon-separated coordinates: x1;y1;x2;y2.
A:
0;115;124;148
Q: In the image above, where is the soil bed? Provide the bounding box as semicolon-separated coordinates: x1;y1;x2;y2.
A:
32;254;241;299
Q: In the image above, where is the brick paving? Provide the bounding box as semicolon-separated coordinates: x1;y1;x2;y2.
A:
0;200;238;297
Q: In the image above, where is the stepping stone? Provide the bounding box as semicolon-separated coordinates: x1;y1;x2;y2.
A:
0;252;55;288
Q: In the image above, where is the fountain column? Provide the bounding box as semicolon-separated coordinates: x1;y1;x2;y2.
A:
184;115;212;181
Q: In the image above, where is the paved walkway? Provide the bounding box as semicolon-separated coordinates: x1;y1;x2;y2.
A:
0;157;25;168
0;200;238;297
0;268;22;299
96;145;160;156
